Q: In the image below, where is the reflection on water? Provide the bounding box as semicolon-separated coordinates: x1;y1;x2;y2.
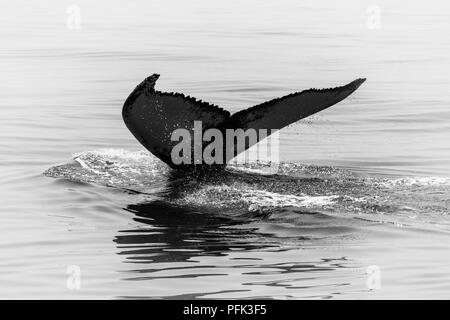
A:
116;201;274;264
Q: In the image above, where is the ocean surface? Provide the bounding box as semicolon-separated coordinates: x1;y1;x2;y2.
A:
1;0;450;299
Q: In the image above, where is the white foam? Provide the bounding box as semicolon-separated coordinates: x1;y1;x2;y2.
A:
379;176;450;187
73;148;155;162
246;189;339;208
176;183;338;212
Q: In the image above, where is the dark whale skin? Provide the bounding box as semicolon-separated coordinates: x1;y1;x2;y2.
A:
122;74;365;171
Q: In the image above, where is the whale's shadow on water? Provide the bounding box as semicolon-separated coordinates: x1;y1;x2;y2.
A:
113;170;363;265
113;199;279;264
113;170;287;263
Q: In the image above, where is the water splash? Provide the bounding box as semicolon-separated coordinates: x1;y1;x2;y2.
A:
44;149;169;193
44;149;450;230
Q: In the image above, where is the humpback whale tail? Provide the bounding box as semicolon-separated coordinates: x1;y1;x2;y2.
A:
122;74;365;170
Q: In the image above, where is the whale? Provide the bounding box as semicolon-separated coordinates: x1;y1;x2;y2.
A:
122;74;365;171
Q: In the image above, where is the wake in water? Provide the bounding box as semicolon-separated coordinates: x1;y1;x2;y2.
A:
44;149;450;232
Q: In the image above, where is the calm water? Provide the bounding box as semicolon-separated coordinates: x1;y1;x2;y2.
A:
1;0;450;299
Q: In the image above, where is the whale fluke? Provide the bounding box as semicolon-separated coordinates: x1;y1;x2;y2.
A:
122;74;365;170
